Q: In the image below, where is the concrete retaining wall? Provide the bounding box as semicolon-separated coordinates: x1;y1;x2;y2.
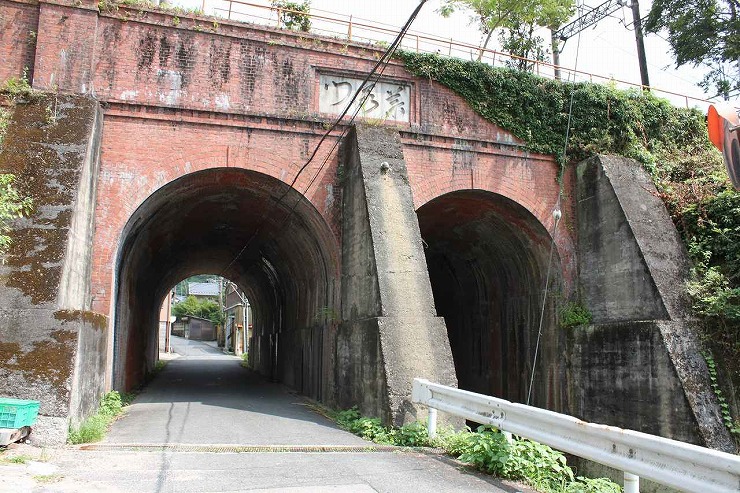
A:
0;94;105;444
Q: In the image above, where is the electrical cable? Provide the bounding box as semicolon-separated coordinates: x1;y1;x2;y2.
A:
526;25;583;407
220;0;428;277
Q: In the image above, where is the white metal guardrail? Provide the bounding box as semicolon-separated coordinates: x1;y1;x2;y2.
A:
412;378;740;493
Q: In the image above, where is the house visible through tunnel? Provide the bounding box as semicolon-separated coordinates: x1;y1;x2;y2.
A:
112;168;340;402
157;275;252;356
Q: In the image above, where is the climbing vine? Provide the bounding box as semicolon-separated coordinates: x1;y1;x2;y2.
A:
703;351;740;438
397;51;740;433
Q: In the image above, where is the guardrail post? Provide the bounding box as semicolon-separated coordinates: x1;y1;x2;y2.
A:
427;408;437;439
624;472;639;493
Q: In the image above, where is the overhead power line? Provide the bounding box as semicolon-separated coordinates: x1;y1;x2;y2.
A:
220;0;429;277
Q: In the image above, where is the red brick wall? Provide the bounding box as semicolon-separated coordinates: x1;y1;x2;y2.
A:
0;0;39;83
89;106;340;314
0;0;577;312
32;0;99;92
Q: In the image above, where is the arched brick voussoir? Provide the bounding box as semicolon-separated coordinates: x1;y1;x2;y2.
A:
406;154;578;293
89;119;341;314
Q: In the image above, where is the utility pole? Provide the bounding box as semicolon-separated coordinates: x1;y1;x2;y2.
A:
553;0;650;89
551;30;561;80
165;290;172;353
629;0;650;89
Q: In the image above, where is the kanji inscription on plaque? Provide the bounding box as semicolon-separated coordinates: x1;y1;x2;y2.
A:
319;75;410;122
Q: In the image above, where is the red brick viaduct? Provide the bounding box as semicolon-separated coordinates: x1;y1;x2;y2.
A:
0;0;734;454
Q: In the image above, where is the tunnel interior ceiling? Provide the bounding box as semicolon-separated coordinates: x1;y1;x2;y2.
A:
417;190;564;409
114;167;338;393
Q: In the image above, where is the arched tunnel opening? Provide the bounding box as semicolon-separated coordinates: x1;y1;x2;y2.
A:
417;190;566;410
157;275;250;354
113;168;339;402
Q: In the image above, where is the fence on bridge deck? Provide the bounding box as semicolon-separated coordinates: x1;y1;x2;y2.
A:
197;0;728;110
411;378;740;493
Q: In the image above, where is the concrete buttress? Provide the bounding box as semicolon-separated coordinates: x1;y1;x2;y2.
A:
337;125;457;425
0;95;106;445
574;155;736;454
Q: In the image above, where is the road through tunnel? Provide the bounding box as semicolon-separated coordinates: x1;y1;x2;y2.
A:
113;168;339;402
417;190;566;410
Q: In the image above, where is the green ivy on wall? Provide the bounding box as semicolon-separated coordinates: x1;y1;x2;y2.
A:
397;51;740;437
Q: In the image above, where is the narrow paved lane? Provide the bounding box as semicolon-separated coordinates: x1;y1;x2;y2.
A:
105;337;363;446
10;338;529;492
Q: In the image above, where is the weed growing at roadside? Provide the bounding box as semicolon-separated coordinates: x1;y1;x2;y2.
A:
333;408;622;493
68;391;125;444
2;454;32;464
33;474;62;484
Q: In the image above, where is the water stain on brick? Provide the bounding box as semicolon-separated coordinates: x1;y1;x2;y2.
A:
274;57;304;110
208;39;231;90
175;35;197;89
159;36;173;67
238;42;266;106
137;33;157;71
101;24;122;89
441;99;466;134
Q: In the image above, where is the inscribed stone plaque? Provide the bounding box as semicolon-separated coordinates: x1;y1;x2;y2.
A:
318;74;410;122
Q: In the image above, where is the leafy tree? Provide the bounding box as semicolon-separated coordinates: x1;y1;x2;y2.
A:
499;20;549;70
172;295;224;326
272;0;311;32
438;0;574;62
644;0;740;99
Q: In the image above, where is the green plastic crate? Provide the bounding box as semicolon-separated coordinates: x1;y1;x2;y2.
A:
0;398;40;428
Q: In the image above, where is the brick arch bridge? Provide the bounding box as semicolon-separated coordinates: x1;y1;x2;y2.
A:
2;0;732;453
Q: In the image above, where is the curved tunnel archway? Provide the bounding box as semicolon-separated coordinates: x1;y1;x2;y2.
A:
417;190;565;410
113;168;339;400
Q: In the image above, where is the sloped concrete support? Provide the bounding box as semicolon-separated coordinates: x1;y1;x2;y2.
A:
337;125;457;425
575;155;735;453
0;95;105;445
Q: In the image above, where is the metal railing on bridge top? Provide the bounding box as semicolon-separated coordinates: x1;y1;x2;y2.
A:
199;0;728;110
412;378;740;493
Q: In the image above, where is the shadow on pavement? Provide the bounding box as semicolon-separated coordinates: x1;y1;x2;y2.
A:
105;337;363;446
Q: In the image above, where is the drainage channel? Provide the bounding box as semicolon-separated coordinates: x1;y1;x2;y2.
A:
78;444;445;453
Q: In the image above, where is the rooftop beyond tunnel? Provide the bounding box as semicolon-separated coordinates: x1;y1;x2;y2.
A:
113;168;339;401
417;190;565;410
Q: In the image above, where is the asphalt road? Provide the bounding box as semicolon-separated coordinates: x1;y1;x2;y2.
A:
104;336;364;446
0;338;529;493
